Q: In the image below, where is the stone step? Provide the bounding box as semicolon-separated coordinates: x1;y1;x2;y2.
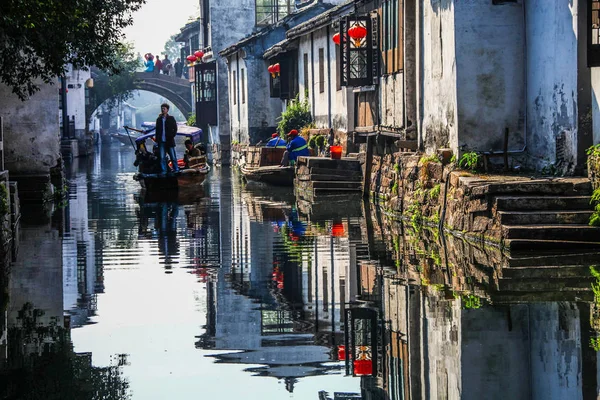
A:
495;196;591;211
498;277;594;292
296;173;362;182
492;290;593;303
470;179;592;197
497;210;593;225
502;265;593;279
298;156;362;171
502;225;600;241
312;181;362;190
507;250;600;267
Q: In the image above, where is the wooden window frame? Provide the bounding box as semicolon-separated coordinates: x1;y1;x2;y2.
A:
318;47;325;93
303;53;309;96
379;0;403;75
590;0;600;66
232;69;237;105
241;68;246;104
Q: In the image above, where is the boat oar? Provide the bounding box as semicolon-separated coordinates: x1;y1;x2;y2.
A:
123;126;138;152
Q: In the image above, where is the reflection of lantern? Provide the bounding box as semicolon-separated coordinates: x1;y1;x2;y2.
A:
353;359;373;376
337;345;346;361
186;55;197;63
332;32;341;45
332;222;344;237
344;307;378;377
347;24;367;47
194;50;204;59
273;63;280;76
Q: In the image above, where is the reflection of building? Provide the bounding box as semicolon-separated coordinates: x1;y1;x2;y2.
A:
197;177;358;392
7;204;67;360
353;212;600;400
63;170;100;328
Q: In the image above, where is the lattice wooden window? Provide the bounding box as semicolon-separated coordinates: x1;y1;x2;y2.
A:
590;0;600;66
340;15;379;87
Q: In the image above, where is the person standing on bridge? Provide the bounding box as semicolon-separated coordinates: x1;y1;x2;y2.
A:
162;54;171;74
155;103;179;174
174;58;183;78
155;55;163;74
144;53;154;72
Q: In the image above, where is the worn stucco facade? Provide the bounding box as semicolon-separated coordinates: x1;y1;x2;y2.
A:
204;0;256;147
0;82;60;175
419;0;587;174
419;0;458;153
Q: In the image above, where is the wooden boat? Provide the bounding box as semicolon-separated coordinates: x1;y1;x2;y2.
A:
240;146;294;186
128;125;210;191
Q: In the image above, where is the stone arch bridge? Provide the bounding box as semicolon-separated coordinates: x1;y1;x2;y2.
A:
134;72;192;117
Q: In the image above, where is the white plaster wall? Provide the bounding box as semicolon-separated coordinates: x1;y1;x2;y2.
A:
526;0;579;171
420;0;458;153
0;82;60;174
65;66;91;135
210;0;255;139
227;54;248;143
454;0;525;153
246;58;281;140
298;28;351;132
592;67;600;144
313;29;329;128
299;36;313;105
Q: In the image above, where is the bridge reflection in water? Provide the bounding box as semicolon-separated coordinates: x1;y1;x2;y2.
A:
0;142;599;399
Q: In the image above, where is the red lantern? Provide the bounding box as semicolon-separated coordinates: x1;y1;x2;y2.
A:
268;65;275;78
348;24;368;47
353;359;372;376
337;345;346;361
186;55;197;63
194;50;204;59
332;32;341;45
273;63;280;76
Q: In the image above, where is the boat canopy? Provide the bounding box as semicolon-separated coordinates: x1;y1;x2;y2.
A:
134;125;203;144
141;121;187;128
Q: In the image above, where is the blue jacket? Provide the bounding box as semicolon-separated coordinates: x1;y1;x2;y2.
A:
145;60;154;72
286;135;309;162
266;137;286;148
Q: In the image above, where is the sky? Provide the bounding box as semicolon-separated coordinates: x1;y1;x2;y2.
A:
123;0;199;57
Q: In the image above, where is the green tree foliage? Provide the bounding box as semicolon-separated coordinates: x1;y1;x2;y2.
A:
89;43;140;114
0;0;145;100
277;96;312;136
163;34;182;62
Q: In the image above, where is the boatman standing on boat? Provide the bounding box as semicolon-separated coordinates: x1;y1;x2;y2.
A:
266;133;286;148
280;129;309;166
155;103;179;174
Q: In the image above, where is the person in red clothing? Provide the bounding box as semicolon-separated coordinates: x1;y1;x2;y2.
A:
154;54;163;74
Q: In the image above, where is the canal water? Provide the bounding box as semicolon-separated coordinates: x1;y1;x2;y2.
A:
2;141;600;399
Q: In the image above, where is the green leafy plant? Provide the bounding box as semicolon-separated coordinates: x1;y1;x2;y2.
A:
429;184;441;200
590;189;600;226
308;134;322;149
187;113;196;127
462;294;482;309
277;95;312;135
458;152;479;172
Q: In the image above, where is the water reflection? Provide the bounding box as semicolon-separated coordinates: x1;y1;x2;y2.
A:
1;142;600;399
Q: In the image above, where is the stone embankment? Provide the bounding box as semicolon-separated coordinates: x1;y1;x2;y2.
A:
370;152;599;251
